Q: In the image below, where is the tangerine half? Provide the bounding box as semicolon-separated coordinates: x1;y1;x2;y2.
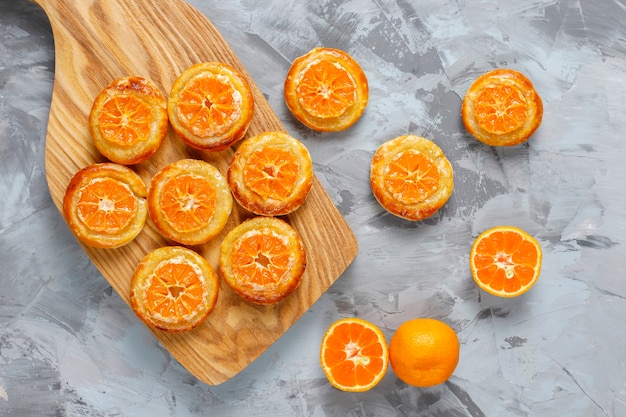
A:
63;163;148;248
131;246;219;332
284;47;368;132
148;159;233;245
168;62;254;151
89;77;168;165
219;216;306;305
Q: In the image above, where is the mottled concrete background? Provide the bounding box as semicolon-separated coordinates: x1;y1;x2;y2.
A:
1;0;625;415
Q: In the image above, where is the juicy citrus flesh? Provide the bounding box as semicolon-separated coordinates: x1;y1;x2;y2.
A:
175;73;240;137
98;95;152;146
159;173;216;233
470;226;542;297
389;318;460;387
243;147;300;200
229;230;292;286
474;84;528;135
384;150;440;204
297;59;357;119
320;318;389;392
76;177;137;233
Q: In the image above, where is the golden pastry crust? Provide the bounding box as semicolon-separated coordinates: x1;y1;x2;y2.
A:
461;69;543;146
63;163;148;248
219;217;306;305
148;159;233;245
89;76;168;165
130;246;219;332
370;135;454;221
228;131;313;216
168;62;255;151
284;47;368;132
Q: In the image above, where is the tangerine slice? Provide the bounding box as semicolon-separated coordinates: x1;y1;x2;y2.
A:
320;318;389;392
89;77;168;164
219;217;306;305
370;135;454;221
228;131;313;215
462;68;543;146
131;246;219;332
63;163;148;248
148;159;233;245
470;226;542;297
284;47;368;132
168;62;254;151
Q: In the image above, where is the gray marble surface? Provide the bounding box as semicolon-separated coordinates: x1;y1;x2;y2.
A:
1;0;626;415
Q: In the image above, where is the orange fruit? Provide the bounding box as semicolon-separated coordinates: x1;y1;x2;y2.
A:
284;47;368;132
228;131;313;216
219;216;306;305
63;163;148;248
470;225;542;297
461;68;543;146
148;159;233;245
389;318;459;387
320;318;389;392
168;62;255;151
130;246;219;332
370;135;454;221
89;77;168;165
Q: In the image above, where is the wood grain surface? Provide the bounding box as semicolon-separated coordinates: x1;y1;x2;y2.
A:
35;0;358;385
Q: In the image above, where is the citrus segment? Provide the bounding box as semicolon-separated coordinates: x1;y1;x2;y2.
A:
168;62;254;151
228;131;313;216
389;318;459;387
284;47;368;132
131;246;219;332
370;135;453;221
470;226;542;297
320;318;389;392
63;163;148;248
148;159;233;245
89;77;168;164
219;217;306;305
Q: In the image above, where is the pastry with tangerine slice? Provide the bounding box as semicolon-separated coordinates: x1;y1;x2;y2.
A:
168;62;255;151
219;216;306;305
370;135;454;221
228;131;313;216
148;159;233;245
131;246;219;332
89;76;168;165
284;47;368;132
63;162;148;248
461;68;543;146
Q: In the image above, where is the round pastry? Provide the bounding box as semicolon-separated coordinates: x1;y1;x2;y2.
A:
461;68;543;146
284;47;368;132
228;131;313;216
130;246;219;332
219;216;306;305
63;162;148;248
89;76;168;164
370;135;454;221
147;159;233;245
168;62;255;151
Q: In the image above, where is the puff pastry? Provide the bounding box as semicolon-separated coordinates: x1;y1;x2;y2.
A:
168;62;255;151
63;163;148;248
461;69;543;146
219;216;306;305
228;131;313;216
284;47;368;132
130;246;219;332
89;76;168;165
148;159;233;245
370;135;454;221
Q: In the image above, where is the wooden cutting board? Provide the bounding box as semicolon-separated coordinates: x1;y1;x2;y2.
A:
35;0;358;385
